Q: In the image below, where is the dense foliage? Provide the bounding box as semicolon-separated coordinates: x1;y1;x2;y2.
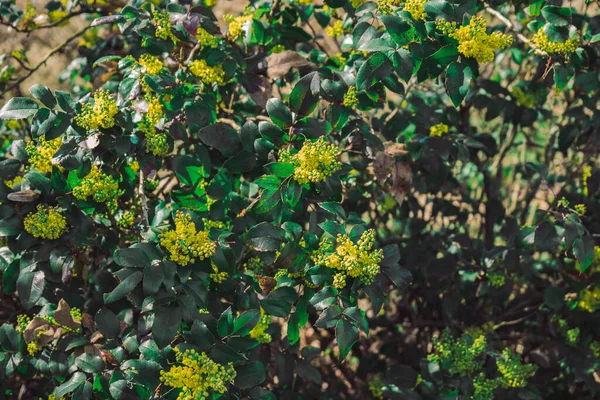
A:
0;0;598;398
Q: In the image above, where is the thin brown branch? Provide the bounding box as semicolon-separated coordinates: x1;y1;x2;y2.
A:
1;24;92;97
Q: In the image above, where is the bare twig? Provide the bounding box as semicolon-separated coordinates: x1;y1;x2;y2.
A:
0;10;87;34
1;24;91;96
139;169;150;226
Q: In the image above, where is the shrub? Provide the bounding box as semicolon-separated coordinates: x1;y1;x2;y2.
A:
0;0;598;399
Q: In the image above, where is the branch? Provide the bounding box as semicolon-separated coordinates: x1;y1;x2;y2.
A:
0;10;88;34
484;3;549;57
1;24;92;97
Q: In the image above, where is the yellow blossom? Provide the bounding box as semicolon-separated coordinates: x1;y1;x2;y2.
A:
579;286;600;312
436;16;512;64
210;263;228;283
249;308;272;343
326;20;344;37
343;86;358;108
74;89;118;131
189;59;226;86
160;348;236;400
312;229;383;286
48;10;69;25
196;27;219;48
26;136;62;173
574;204;586;215
72;165;123;203
582;165;591;196
224;14;252;40
153;10;176;41
404;0;428;21
278;137;341;185
140;95;169;156
531;29;579;57
139;54;163;74
159;211;216;266
24;204;68;240
429;123;449;137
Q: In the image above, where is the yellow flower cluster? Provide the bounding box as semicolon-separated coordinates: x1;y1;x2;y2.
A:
189;59;226;86
5;175;22;188
496;349;537;388
159;211;216;266
26;136;62;173
249;308;272;343
19;3;37;30
24;205;68;240
579;286;600;312
343;86;358;108
271;44;285;54
72;165;123;203
203;0;217;7
160;348;236;400
531;29;579;57
404;0;428;21
574;204;586;215
28;341;40;356
48;10;69;25
17;314;31;333
472;373;498;400
369;374;385;400
78;27;100;49
74;89;118;131
224;14;252;40
139;54;163;74
278;137;341;184
428;329;487;376
196;27;219;48
153;10;176;41
436;16;512;63
377;0;400;15
140;96;169;156
429;123;449;137
326;20;344;37
210;263;228;283
295;0;313;4
487;272;505;288
312;229;383;288
511;87;537;108
582;165;592;196
117;211;135;228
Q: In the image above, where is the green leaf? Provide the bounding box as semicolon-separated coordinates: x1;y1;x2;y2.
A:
574;234;594;272
95;308;120;339
429;45;459;66
75;353;105;373
233;310;261;335
235;362;267;389
265;162;295;178
261;287;297;317
553;63;573;94
541;5;571;27
55;372;86;398
55;91;76;113
172;155;206;187
309;286;337;311
357;53;393;91
246;222;286;252
255;175;282;191
197;123;240;156
445;61;473;107
17;270;44;309
534;221;561;251
392;49;414;83
218;307;234;337
153;306;182;348
289;71;320;116
29;84;56;109
287;312;300;345
254;189;281;215
380;15;413;47
336;319;359;359
0;97;39;119
343;307;369;335
266;99;293;129
104;271;143;304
